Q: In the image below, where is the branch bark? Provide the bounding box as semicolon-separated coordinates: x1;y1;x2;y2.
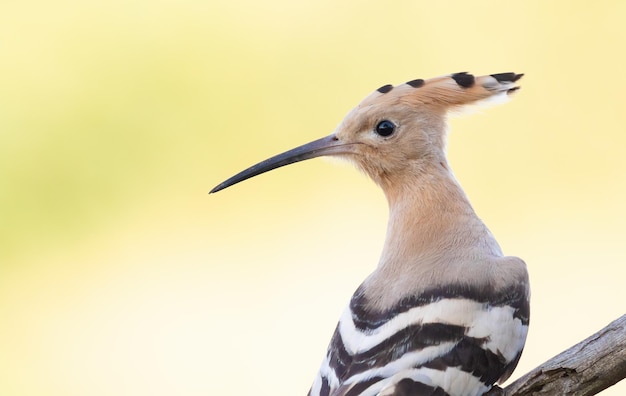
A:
487;314;626;396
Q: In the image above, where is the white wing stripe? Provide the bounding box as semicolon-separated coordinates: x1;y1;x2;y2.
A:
339;298;525;359
342;343;457;386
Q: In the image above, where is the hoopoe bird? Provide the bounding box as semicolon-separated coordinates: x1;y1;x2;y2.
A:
210;72;530;396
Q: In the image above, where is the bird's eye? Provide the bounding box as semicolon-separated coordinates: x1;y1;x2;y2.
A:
375;120;396;137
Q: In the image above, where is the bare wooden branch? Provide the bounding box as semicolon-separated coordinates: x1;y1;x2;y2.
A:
486;314;626;396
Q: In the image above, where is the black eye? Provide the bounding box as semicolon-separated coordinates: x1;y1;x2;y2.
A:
375;120;396;137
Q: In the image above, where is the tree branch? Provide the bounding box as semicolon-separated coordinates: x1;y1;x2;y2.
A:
487;314;626;396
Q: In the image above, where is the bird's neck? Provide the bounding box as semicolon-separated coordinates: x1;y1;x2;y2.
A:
384;162;481;228
371;162;503;297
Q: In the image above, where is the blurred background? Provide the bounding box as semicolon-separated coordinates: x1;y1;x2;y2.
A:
1;1;625;394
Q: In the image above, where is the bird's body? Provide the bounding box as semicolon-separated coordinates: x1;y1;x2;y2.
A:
211;72;529;396
308;167;529;396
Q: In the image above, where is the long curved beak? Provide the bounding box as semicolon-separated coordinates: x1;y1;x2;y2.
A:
210;134;355;193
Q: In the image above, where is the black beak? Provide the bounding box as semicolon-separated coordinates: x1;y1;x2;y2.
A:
210;134;356;193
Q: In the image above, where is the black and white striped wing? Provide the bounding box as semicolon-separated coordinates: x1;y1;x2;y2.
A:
308;284;529;396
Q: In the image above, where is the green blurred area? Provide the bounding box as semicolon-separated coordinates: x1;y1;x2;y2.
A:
1;1;626;395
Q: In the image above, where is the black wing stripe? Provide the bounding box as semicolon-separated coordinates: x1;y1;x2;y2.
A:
350;283;529;331
423;337;507;385
329;322;468;381
389;378;450;396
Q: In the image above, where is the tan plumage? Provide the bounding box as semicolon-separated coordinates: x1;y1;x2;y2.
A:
331;73;526;313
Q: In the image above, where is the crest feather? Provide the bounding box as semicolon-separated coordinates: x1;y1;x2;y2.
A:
360;72;523;115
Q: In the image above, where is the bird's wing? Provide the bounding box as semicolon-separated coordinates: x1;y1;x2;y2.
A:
309;283;529;396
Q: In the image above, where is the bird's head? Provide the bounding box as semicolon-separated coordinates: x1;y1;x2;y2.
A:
210;72;521;194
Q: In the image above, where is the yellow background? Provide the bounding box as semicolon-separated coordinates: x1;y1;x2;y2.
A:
2;1;625;394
